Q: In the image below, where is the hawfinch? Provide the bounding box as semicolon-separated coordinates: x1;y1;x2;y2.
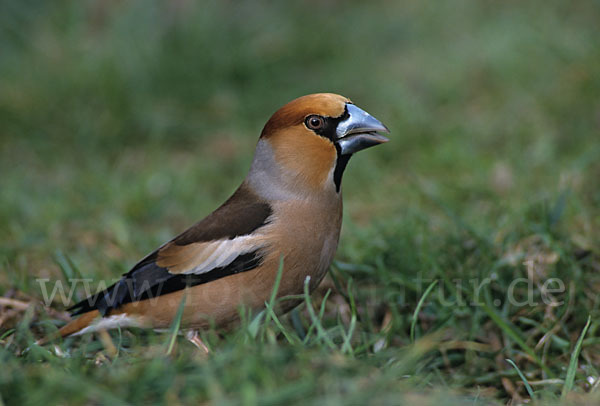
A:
52;93;389;342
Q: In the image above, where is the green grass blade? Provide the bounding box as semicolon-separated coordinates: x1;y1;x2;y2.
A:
290;308;306;340
346;277;357;318
247;310;265;339
506;359;536;400
54;250;84;280
261;255;285;339
561;315;592;398
264;301;300;345
302;276;335;349
481;302;554;378
410;280;438;343
341;314;357;355
165;290;187;356
0;329;15;341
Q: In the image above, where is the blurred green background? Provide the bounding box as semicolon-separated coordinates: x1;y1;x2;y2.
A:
1;0;599;404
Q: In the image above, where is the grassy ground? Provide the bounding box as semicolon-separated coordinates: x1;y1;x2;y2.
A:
1;0;600;404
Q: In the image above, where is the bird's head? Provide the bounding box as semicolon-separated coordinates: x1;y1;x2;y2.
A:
249;93;389;197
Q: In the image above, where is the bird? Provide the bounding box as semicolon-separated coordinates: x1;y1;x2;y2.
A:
46;93;389;346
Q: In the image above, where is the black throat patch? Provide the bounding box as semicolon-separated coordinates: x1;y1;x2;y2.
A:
333;147;351;193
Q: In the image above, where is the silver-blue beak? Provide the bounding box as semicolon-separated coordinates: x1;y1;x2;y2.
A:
335;104;389;155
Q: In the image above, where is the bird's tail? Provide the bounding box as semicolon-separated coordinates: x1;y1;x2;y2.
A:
36;310;100;345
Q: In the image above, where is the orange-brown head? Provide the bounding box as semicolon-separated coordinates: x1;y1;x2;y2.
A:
247;93;389;198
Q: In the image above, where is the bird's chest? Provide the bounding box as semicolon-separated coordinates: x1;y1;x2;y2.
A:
268;197;343;294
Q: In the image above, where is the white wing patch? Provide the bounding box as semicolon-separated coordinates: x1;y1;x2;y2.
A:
156;235;265;275
74;314;144;336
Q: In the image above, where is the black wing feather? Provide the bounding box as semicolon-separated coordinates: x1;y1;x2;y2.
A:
68;250;263;316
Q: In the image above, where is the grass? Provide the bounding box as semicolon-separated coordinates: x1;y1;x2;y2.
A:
1;0;600;404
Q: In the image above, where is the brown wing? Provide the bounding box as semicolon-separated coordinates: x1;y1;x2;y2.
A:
69;184;273;316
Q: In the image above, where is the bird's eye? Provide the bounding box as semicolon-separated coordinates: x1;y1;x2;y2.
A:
305;115;325;131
